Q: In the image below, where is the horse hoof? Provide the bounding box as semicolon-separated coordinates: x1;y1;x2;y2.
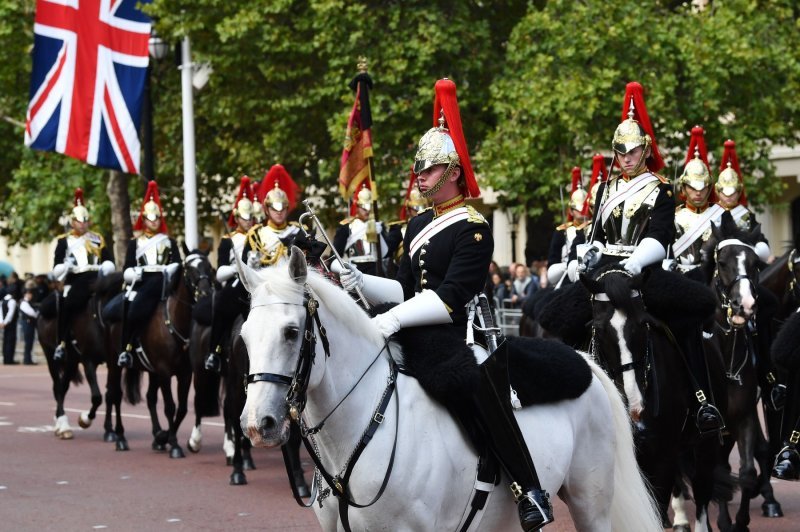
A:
152;441;167;452
59;429;74;440
243;457;256;471
672;525;691;532
78;412;91;429
762;501;783;518
115;439;130;452
230;472;247;485
104;431;118;443
170;446;186;459
187;439;201;453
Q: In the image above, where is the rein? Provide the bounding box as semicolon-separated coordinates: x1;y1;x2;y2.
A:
245;286;399;531
161;256;212;348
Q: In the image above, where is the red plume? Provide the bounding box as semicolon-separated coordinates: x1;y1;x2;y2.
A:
134;180;168;234
73;188;85;206
584;154;607;216
432;79;479;198
258;164;299;211
620;82;664;172
228;176;254;228
400;167;418;221
567;167;582;221
720;139;747;206
683;125;717;204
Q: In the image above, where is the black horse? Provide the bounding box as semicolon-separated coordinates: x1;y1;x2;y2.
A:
110;251;212;458
581;267;724;529
702;214;784;529
37;272;123;443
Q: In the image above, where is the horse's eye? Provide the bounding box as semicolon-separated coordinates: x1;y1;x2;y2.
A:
284;326;299;342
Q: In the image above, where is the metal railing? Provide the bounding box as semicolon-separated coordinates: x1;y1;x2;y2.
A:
494;297;523;337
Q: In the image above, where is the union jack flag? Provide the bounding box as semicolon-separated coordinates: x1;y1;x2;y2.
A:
25;0;152;174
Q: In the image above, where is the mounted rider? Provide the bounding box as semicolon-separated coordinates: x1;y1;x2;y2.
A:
51;188;115;362
117;181;182;368
546;167;589;287
204;176;258;373
338;78;553;531
671;125;720;275
573;82;724;433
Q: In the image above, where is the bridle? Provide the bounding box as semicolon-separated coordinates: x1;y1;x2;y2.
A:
713;239;758;329
244;284;399;531
183;253;213;302
787;249;800;304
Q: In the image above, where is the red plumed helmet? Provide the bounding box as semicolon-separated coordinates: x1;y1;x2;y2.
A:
585;154;608;215
228;176;255;228
258;164;299;212
71;187;90;222
567;167;587;221
349;180;373;217
413;79;480;198
717;139;747;206
612;82;664;173
134;180;168;234
679;125;716;203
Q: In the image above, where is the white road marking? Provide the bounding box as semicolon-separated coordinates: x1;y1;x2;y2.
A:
0;402;16;406
120;476;131;480
63;408;225;427
56;481;69;485
17;425;56;433
0;422;13;426
0;486;7;490
166;518;182;523
238;512;250;517
92;526;108;529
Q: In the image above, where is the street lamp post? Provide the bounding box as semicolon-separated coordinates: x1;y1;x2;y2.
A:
141;32;169;184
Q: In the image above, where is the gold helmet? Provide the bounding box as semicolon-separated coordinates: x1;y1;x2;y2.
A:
406;187;427;212
265;183;289;211
568;167;588;214
252;199;265;223
259;165;298;212
716;140;746;204
678;126;712;192
71;188;90;223
355;184;373;211
134;181;168;233
612;82;664;174
228;176;255;227
413;79;480;198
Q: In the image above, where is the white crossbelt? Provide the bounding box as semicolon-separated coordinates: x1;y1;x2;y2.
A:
673;204;724;257
409;207;469;258
599;172;660;225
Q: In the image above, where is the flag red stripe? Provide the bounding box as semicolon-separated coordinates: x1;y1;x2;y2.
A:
103;86;135;172
26;46;67;135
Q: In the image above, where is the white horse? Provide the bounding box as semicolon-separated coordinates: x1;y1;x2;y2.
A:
239;249;661;532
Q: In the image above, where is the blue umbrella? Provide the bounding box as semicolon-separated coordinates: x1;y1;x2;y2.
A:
0;261;14;278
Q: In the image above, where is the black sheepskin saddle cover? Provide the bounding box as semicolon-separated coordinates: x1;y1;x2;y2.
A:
773;311;800;372
394;326;593;409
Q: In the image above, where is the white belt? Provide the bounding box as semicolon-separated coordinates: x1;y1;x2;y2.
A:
72;265;101;274
604;244;636;257
141;265;167;273
349;256;376;264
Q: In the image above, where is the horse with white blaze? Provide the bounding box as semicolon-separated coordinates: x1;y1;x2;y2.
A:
238;247;661;532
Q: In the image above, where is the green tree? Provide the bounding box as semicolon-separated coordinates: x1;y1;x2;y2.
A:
478;0;800;219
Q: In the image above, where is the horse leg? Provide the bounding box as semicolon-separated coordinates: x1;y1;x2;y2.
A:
50;360;74;440
732;416;760;532
158;373;185;459
670;478;692;532
168;366;191;459
757;405;784;517
230;424;247;485
146;375;167;451
187;415;203;453
716;436;736;532
691;437;720;532
242;436;255;471
78;358;102;429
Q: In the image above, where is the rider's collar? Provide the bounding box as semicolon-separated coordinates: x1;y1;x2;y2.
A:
434;194;465;217
268;220;288;230
685;202;709;214
143;229;160;237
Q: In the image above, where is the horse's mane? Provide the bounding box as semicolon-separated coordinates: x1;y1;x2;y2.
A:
599;270;642;319
250;263;384;346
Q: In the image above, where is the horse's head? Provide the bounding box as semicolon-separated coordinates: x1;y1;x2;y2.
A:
183;250;214;301
581;268;649;420
710;212;761;327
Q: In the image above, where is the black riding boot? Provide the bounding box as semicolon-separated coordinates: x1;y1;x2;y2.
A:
772;430;800;481
680;329;724;433
54;293;67;362
117;298;133;368
474;341;553;531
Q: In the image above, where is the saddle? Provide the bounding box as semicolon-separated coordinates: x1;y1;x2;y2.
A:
395;325;593;411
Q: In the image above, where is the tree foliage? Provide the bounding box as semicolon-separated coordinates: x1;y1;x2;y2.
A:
479;0;800;218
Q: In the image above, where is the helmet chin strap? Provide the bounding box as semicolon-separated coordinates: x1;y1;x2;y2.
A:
618;148;648;178
420;161;458;199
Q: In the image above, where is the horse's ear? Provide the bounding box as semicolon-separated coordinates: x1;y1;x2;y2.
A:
182;241;190;257
234;252;259;294
721;210;736;235
579;273;602;294
710;219;722;242
288;246;307;284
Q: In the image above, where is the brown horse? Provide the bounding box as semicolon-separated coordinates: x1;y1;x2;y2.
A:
37;273;123;443
113;251;212;458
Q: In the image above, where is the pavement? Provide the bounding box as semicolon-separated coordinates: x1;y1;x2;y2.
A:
1;346;799;531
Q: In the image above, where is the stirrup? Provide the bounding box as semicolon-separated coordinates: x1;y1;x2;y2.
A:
117;349;133;369
512;483;553;531
696;403;724;434
53;343;66;362
772;445;800;481
204;353;221;373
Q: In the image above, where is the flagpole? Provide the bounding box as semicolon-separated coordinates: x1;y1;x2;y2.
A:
180;35;198;250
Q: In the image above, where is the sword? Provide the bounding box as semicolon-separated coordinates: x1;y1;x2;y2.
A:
476;292;502;352
301;200;370;310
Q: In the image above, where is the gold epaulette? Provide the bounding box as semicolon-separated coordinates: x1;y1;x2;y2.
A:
555;221;573;231
386;220;405;227
88;231;106;249
339;217;354;225
465;205;486;224
575;221;590;230
654;172;669;184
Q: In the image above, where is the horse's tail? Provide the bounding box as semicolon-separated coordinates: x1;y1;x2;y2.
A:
124;367;143;405
582;353;663;532
194;369;221;418
71;364;84;386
